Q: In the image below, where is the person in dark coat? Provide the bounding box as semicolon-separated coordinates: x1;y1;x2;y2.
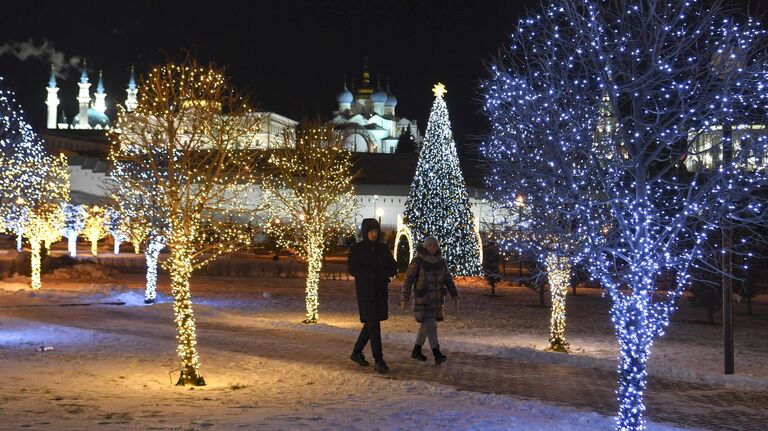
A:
400;236;459;365
347;218;397;373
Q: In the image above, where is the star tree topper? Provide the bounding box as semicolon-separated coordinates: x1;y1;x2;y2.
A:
432;82;447;98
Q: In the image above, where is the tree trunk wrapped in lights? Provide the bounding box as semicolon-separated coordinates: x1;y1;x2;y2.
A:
109;56;263;386
482;1;768;429
144;235;165;303
403;84;482;276
545;254;571;352
262;121;358;324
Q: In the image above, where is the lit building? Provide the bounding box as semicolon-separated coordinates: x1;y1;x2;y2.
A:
330;58;421;153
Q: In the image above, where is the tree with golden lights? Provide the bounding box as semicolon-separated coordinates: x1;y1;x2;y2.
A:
83;205;108;256
109;57;262;385
262;121;357;323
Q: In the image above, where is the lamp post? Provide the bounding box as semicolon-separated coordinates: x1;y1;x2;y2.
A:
376;208;383;225
373;195;379;219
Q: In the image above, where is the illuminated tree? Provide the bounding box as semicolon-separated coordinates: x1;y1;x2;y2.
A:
109;57;262;385
482;1;768;429
263;121;357;323
403;83;482;276
484;199;581;353
0;76;70;286
127;221;149;254
61;203;86;256
83;205;108;256
25;197;67;290
106;207;130;254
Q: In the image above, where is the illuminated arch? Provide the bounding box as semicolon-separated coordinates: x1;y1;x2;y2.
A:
394;214;415;263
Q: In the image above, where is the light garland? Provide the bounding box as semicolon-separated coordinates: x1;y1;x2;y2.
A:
481;1;768;429
403;83;482;276
262;123;357;324
108;58;261;385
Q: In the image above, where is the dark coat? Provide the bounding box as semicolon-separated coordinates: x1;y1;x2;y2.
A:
348;218;397;323
401;244;459;322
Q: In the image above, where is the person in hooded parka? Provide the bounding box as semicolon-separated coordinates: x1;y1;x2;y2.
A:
400;236;460;364
347;218;397;373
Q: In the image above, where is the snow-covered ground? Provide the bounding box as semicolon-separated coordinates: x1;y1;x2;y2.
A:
1;262;766;430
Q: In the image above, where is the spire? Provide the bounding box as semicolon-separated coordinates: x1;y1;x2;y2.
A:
125;65;139;112
96;70;105;94
361;56;371;87
356;56;374;100
48;64;57;88
80;59;89;83
128;65;137;90
46;63;61;129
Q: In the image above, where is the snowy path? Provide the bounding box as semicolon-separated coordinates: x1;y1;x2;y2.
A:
1;301;766;430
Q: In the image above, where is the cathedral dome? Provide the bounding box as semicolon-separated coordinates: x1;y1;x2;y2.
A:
371;87;388;104
385;92;398;107
71;108;111;129
336;86;353;104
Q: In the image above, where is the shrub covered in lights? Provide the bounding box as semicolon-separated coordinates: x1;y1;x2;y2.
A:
482;1;768;429
109;56;263;386
403;83;482;276
262;121;358;324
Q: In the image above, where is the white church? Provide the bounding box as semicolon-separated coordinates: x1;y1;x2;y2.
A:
330;59;421;153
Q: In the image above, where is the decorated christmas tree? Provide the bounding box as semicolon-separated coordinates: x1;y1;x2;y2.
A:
403;83;481;276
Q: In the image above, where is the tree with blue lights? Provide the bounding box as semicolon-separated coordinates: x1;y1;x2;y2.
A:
404;83;482;276
482;1;768;429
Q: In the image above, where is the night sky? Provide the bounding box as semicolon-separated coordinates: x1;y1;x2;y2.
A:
1;0;765;161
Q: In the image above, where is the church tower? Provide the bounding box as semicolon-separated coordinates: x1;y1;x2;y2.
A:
76;61;91;129
355;57;374;113
45;64;59;129
93;70;107;114
125;66;138;112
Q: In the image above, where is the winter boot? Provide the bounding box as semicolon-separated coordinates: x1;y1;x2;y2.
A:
350;352;369;367
411;344;428;361
432;346;447;365
374;359;390;374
